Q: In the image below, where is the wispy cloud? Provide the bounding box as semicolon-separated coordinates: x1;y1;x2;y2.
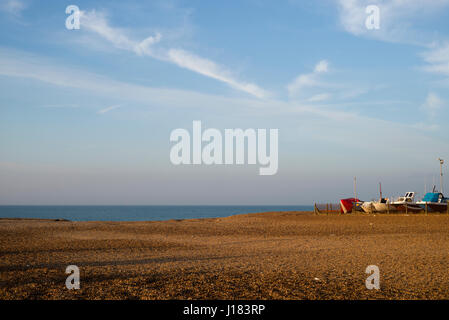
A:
287;60;329;98
314;60;329;73
80;10;269;99
97;105;122;114
287;60;374;103
2;47;449;170
422;92;445;118
421;43;449;76
166;49;268;98
410;122;440;132
0;48;351;121
337;0;449;45
336;0;449;120
42;104;79;109
0;0;26;16
2;46;446;139
307;93;331;102
80;10;160;54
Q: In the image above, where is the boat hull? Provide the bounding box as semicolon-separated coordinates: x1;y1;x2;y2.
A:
417;202;448;213
373;202;396;213
391;203;423;212
361;202;374;213
340;198;360;214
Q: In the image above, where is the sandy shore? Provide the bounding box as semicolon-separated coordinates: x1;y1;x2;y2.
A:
1;211;449;299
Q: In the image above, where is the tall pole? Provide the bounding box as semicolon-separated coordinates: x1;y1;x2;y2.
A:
439;158;444;194
379;182;382;201
353;177;357;214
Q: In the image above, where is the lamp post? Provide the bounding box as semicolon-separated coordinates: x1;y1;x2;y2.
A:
438;158;444;194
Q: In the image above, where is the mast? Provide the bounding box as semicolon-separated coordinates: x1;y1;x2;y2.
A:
438;158;444;194
379;182;382;201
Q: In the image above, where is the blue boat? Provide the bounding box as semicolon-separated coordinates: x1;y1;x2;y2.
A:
417;192;449;212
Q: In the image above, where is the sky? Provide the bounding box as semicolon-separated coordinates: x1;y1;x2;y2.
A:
1;0;449;205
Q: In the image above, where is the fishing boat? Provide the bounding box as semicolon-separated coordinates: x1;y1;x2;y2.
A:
391;192;422;212
416;158;449;212
353;201;365;212
416;191;449;213
362;198;395;213
362;183;395;213
341;177;363;213
340;198;361;214
372;197;396;213
361;201;375;213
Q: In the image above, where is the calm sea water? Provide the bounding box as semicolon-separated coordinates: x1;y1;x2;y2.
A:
0;205;313;222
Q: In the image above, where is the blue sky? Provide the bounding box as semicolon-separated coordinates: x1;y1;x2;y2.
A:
1;0;449;205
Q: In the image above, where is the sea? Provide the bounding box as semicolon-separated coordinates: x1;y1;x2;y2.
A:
0;205;313;222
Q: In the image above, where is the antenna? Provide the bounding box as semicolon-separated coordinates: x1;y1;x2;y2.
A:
438;158;444;194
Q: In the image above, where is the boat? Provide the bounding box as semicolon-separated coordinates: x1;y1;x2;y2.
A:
417;191;449;213
363;183;396;213
361;197;396;213
372;197;396;213
353;201;364;212
415;159;448;212
340;198;361;214
361;201;375;213
390;192;422;212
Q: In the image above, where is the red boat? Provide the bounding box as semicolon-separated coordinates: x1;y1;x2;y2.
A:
340;198;361;214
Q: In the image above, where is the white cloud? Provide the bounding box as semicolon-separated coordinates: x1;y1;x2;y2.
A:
410;122;440;132
421;43;449;76
0;48;352;121
422;92;445;118
42;104;79;109
308;93;331;102
134;34;163;56
337;1;449;113
79;10;268;99
80;11;139;51
97;105;122;114
287;60;371;102
0;0;26;16
167;49;268;98
80;10;162;55
2;47;447;143
423;43;449;64
2;47;449;174
337;0;449;45
314;60;329;73
287;60;329;98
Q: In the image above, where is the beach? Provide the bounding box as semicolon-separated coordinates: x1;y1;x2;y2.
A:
1;211;449;299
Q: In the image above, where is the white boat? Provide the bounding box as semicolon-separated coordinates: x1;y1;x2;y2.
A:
361;201;375;213
362;183;395;213
372;198;396;213
391;192;422;212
